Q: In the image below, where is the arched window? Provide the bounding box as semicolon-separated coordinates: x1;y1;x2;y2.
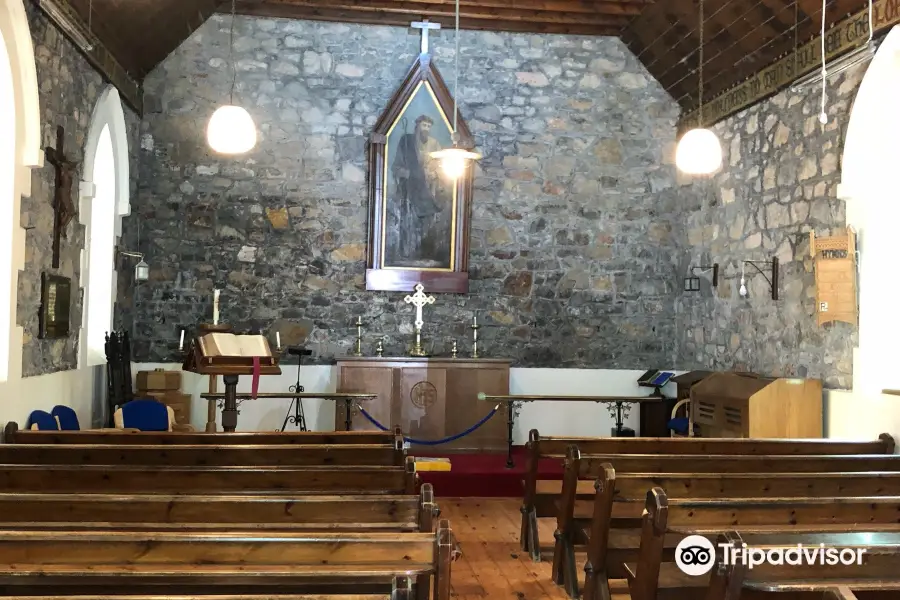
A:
0;30;14;381
79;86;130;368
841;26;900;396
0;0;41;382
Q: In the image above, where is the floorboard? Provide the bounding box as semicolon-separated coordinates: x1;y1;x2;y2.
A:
441;498;582;600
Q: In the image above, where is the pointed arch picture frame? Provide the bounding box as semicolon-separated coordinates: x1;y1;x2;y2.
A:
366;53;475;293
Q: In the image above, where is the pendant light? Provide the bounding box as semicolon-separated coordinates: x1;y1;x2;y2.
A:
430;0;481;179
207;0;256;155
675;0;721;175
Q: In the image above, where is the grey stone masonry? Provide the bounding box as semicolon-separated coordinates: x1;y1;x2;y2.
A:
20;5;139;377
122;15;683;367
675;60;870;389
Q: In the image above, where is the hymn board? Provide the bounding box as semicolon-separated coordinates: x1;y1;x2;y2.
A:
339;21;511;451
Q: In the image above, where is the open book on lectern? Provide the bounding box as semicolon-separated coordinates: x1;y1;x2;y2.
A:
198;333;272;358
184;332;280;377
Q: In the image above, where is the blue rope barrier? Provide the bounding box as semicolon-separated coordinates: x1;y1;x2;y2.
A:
357;403;501;446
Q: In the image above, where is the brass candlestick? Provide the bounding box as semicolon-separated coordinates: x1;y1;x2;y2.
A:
409;325;428;357
470;316;480;358
352;317;364;356
375;337;384;357
451;339;458;358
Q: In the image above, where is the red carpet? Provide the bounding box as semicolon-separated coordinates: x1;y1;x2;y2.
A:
415;446;564;497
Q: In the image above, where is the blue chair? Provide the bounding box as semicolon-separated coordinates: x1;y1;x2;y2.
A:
51;405;80;431
667;399;694;437
26;410;59;431
114;398;173;432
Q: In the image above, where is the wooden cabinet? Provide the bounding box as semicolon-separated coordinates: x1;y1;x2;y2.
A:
336;357;511;452
690;373;823;438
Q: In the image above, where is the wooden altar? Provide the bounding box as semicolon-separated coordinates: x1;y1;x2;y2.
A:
335;357;511;452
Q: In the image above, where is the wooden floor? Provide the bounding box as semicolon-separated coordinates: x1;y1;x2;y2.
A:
442;498;585;600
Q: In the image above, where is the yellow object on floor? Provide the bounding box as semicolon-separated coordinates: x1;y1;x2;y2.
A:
414;457;451;471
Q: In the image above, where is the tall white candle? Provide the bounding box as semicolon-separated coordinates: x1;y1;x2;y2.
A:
276;331;281;349
178;329;184;351
213;289;220;325
473;315;477;326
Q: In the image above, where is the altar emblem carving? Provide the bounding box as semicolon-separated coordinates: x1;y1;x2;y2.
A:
411;381;438;409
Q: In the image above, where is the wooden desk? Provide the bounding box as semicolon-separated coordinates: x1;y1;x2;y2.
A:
335;357;511;452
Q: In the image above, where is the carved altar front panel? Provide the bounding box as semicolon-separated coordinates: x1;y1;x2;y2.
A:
336;357;511;452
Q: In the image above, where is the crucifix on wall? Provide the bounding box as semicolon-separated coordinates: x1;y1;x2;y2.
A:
411;19;440;54
44;125;78;269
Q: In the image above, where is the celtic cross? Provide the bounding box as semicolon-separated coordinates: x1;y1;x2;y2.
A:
404;283;435;329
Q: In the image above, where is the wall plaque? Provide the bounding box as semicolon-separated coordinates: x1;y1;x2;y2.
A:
39;273;71;339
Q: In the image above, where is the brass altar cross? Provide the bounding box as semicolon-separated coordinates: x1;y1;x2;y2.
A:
44;125;78;269
411;19;440;55
404;283;435;329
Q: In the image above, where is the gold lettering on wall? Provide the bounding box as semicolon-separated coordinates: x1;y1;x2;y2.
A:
680;0;900;130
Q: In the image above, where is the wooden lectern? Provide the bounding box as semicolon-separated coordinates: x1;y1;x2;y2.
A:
183;330;281;432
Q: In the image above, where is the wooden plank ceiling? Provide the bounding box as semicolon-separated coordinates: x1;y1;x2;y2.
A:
622;0;869;116
62;0;222;79
57;0;870;118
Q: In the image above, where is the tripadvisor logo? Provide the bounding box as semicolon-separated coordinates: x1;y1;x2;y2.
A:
675;536;716;576
675;535;867;576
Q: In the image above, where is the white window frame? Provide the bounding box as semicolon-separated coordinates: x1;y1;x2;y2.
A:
0;0;41;382
78;85;130;368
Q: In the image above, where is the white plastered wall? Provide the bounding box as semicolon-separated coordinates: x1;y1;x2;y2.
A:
134;363;676;440
79;85;131;369
0;1;98;432
828;26;900;443
0;0;39;386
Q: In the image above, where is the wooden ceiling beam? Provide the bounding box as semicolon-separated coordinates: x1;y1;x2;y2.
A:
237;0;650;17
231;2;624;35
230;0;634;25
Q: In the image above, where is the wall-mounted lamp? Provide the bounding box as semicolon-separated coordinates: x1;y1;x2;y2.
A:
684;263;719;292
740;258;779;300
116;247;149;282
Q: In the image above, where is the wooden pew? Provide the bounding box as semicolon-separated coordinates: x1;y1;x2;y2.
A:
13;591;413;600
588;493;900;599
735;531;900;598
0;461;418;494
554;448;900;599
3;421;405;446
520;430;897;558
0;442;405;466
0;522;454;600
0;484;438;533
626;504;900;600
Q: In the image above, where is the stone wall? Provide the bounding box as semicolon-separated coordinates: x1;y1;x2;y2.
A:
676;61;869;389
20;5;140;377
124;15;682;367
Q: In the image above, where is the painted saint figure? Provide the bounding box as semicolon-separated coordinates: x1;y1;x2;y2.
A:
388;114;452;268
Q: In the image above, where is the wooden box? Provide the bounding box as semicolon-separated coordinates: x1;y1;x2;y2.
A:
336;357;511;452
136;369;182;392
690;372;822;438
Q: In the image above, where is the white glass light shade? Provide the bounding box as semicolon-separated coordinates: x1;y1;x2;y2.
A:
675;128;722;174
207;105;257;154
134;259;150;282
431;146;482;180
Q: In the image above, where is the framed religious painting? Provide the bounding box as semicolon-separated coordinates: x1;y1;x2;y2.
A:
366;53;475;293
